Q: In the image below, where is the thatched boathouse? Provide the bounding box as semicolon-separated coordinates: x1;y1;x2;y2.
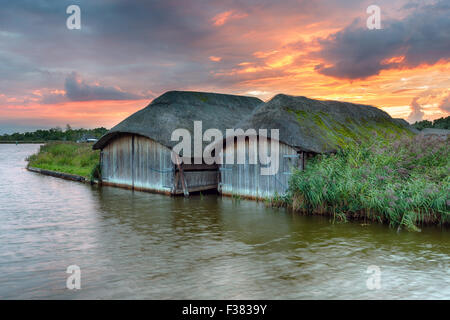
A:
218;94;411;199
94;91;411;199
93;91;263;195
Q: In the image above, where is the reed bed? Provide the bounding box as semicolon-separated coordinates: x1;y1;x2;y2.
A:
284;134;449;230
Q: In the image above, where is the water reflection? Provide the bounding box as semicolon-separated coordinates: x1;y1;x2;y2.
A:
0;144;448;299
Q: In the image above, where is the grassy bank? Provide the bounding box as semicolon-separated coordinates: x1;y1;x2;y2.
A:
279;134;449;230
27;142;100;180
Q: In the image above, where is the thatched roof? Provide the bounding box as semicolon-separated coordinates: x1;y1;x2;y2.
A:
235;94;412;153
93;91;263;150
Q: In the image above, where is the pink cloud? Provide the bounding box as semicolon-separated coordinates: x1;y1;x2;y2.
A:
211;10;248;26
209;56;222;62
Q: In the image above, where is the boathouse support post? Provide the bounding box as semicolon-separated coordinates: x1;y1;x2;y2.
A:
178;163;189;197
173;153;189;197
131;135;135;189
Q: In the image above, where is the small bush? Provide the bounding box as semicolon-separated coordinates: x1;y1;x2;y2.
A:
90;163;102;182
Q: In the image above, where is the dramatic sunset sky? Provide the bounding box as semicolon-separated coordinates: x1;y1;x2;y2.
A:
1;0;449;133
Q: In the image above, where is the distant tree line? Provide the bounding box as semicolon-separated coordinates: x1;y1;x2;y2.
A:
0;125;108;142
411;116;449;130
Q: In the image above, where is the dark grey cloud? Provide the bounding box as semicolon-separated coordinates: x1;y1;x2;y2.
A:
315;1;450;79
64;72;143;101
0;50;41;84
36;71;146;103
0;0;218;96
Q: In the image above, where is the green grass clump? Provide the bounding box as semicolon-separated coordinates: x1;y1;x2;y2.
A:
287;135;449;230
27;142;100;179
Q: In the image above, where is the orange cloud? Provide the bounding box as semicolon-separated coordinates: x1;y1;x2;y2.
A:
266;55;295;68
381;56;406;65
211;10;247;26
209;56;222;62
253;50;279;59
219;51;450;122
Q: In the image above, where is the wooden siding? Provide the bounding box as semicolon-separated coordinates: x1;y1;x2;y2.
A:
133;135;174;192
219;139;301;199
101;134;174;193
101;135;133;187
101;134;219;194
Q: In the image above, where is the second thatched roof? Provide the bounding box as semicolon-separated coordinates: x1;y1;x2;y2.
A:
236;94;412;153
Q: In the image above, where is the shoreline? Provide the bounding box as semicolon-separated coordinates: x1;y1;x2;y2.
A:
24;138;449;231
26;164;449;230
273;203;450;230
0;141;45;144
26;166;99;185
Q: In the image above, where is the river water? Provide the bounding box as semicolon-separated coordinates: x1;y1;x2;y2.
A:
0;144;448;299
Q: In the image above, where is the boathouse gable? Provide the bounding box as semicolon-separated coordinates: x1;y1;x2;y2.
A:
93;91;263;195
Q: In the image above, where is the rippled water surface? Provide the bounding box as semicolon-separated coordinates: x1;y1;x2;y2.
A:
0;144;449;299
